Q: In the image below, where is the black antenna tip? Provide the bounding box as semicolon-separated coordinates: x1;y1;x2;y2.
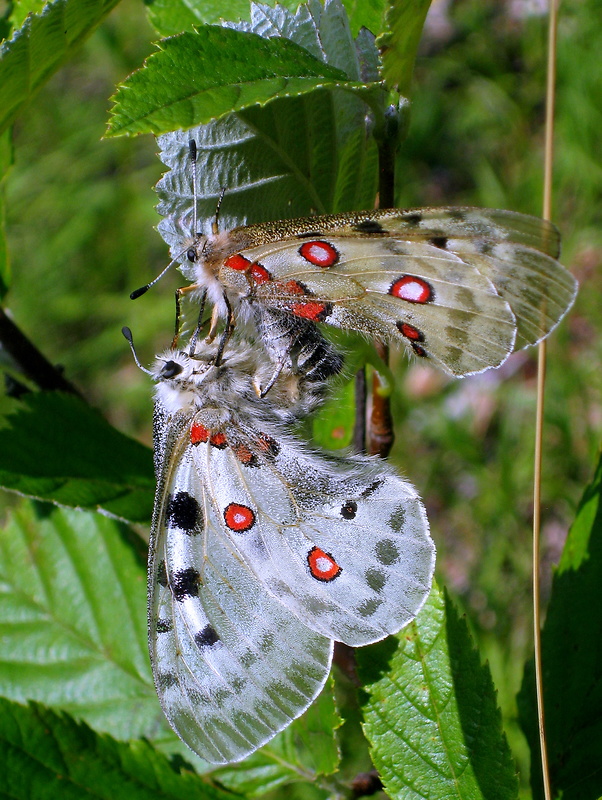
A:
130;285;149;300
122;326;133;342
188;139;198;160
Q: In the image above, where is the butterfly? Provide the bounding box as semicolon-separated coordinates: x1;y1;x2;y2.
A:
142;334;435;764
144;135;579;382
180;205;578;380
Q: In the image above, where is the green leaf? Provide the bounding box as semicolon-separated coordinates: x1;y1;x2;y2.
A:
0;697;235;799
154;1;381;264
340;0;387;37
0;128;11;297
9;0;49;32
107;25;373;137
146;0;302;39
377;0;433;95
214;677;341;795
0;0;123;137
0;501;169;744
518;452;602;800
0;392;154;522
312;378;356;451
358;585;519;799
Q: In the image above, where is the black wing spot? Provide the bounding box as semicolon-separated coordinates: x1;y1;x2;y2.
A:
157;560;168;587
401;212;422;225
340;501;358;520
389;506;406;532
157;671;178;689
365;568;388;593
195;624;220;648
357;597;383;617
166;492;201;533
375;539;401;565
353;219;386;234
156;618;172;633
171;567;201;601
361;480;383;498
430;236;449;249
476;240;494;255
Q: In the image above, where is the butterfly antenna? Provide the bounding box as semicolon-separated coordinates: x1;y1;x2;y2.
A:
129;246;191;300
122;327;153;375
212;187;226;235
189;139;198;237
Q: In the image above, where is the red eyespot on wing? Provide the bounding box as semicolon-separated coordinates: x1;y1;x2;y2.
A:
256;433;280;458
225;254;252;271
223;503;256;532
209;432;228;448
389;275;433;304
290;301;331;321
411;343;428;358
397;322;424;342
250;263;272;284
232;443;257;466
299;241;339;268
191;423;210;444
307;546;342;582
283;279;309;296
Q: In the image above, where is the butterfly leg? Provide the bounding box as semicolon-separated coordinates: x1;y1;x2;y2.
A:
212;293;234;367
256;359;286;399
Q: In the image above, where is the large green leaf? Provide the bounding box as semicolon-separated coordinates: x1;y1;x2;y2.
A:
0;392;154;522
518;453;602;800
358;585;518;799
0;0;123;136
107;24;376;137
0;697;235;799
153;0;381;276
377;0;433;95
0;501;167;744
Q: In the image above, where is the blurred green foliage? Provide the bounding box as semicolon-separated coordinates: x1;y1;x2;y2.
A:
1;0;601;791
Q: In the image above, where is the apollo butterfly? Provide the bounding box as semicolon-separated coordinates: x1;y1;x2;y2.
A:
137;333;434;763
144;132;578;382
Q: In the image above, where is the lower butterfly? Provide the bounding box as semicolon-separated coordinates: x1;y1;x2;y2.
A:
147;134;578;382
137;333;435;764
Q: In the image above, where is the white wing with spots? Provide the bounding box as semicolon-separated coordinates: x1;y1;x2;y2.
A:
202;425;434;647
149;408;333;765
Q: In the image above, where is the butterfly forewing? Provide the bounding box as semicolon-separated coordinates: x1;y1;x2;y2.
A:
149;402;333;764
185;206;576;377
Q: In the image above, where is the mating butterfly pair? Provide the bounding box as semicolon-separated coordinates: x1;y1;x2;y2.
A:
138;132;577;765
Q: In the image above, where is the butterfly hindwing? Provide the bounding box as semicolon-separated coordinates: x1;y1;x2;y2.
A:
149;405;333;765
194;398;434;648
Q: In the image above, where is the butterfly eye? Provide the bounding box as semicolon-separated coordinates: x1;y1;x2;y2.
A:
161;360;183;379
187;248;197;262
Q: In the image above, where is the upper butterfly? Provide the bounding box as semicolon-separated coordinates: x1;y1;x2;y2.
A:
179;205;577;378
